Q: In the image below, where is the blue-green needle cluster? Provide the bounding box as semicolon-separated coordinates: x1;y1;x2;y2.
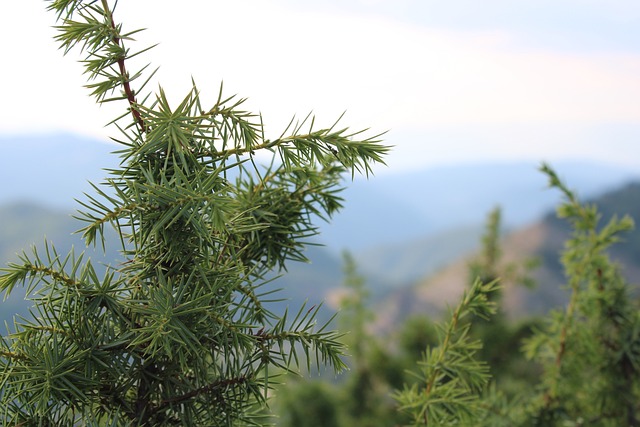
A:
0;1;389;425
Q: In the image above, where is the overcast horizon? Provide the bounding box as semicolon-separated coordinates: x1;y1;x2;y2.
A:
2;1;639;174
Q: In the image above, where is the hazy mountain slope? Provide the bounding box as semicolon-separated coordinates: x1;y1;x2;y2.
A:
0;202;122;329
355;225;484;289
0;203;347;326
321;161;640;251
3;179;640;335
261;245;346;320
3;133;640;329
372;180;640;332
0;200;465;327
4;133;640;253
0;133;118;210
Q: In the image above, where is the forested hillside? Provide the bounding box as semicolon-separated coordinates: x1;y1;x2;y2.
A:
3;134;640;252
0;203;121;328
373;179;640;332
272;172;640;427
3;179;640;335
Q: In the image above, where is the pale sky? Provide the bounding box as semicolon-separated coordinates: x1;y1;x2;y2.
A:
2;1;640;173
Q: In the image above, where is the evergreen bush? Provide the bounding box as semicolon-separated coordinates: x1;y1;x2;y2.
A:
0;1;388;425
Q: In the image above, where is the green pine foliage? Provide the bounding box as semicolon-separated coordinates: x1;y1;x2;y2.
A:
521;164;640;426
407;164;640;426
274;380;342;427
338;251;399;427
274;165;640;427
467;207;541;396
392;278;500;426
0;1;388;425
393;164;640;426
2;3;638;427
274;252;408;427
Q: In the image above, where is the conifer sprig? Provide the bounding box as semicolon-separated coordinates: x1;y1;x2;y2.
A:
522;163;640;425
393;278;499;425
0;1;389;424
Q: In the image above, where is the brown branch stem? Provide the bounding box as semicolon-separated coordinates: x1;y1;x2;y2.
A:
542;283;578;409
101;0;147;133
152;375;250;414
0;350;28;361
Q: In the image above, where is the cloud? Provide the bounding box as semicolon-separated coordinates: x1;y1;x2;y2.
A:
383;122;640;173
115;1;640;132
2;1;640;171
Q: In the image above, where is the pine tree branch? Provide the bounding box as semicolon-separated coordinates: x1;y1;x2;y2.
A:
152;375;251;412
100;0;146;132
541;290;577;409
0;2;386;423
0;350;28;362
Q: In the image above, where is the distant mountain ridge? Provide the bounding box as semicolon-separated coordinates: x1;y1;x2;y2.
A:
0;133;118;210
355;225;484;289
371;180;640;333
3;133;640;254
321;160;640;251
2;133;640;330
0;202;122;328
